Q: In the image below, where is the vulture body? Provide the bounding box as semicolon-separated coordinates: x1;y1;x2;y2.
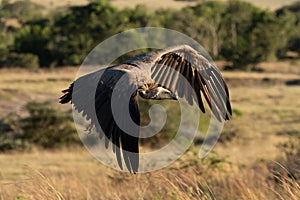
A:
60;45;232;173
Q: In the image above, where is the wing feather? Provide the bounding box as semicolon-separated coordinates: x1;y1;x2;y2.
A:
59;68;140;173
149;45;231;121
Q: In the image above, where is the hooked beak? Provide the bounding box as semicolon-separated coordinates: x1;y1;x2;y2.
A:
171;93;178;100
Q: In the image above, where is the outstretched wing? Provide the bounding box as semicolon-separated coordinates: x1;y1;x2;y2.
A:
60;68;140;173
148;45;232;121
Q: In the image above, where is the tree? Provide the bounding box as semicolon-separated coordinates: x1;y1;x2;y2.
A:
276;2;300;56
13;22;54;67
220;0;258;68
220;0;291;69
189;1;227;58
52;0;120;65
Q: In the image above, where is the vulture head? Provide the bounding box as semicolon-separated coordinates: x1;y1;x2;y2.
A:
139;86;178;100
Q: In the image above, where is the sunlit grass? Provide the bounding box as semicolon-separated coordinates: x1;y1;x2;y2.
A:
0;64;300;199
0;68;75;97
0;148;299;199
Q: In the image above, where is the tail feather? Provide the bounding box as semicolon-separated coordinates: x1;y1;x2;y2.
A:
59;83;73;104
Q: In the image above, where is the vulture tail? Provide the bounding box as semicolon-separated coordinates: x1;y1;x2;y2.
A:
59;83;73;104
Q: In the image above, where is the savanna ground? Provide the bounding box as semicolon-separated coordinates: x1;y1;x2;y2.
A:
0;60;299;199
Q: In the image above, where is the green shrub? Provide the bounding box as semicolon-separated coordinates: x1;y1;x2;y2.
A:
21;101;80;148
232;108;243;117
0;114;28;151
2;53;39;69
0;101;80;151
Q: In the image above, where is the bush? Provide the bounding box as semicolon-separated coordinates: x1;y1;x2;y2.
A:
21;101;80;148
1;52;39;69
0;113;29;151
0;101;80;151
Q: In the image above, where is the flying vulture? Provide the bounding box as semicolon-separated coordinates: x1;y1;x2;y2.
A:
59;45;232;173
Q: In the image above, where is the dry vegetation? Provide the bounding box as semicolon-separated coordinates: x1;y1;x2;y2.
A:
9;0;300;11
0;60;299;199
113;0;299;10
0;147;299;199
1;0;300;198
0;67;75;118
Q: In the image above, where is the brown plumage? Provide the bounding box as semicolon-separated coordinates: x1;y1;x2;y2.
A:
60;45;232;173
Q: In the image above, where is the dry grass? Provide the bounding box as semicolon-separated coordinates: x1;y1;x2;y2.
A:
109;0;197;11
0;60;300;199
0;67;75;96
257;60;300;74
0;149;299;199
9;0;89;9
0;67;76;118
217;67;300;165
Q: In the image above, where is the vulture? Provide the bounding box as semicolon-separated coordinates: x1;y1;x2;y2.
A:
59;45;232;173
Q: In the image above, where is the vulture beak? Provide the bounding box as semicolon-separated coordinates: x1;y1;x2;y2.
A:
171;93;178;100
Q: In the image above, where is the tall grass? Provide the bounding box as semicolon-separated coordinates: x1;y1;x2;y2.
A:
0;148;299;199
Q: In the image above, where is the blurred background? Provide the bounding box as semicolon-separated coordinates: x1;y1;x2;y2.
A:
0;0;299;199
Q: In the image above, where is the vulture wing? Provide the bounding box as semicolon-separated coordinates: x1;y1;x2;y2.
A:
60;67;140;173
149;45;232;121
